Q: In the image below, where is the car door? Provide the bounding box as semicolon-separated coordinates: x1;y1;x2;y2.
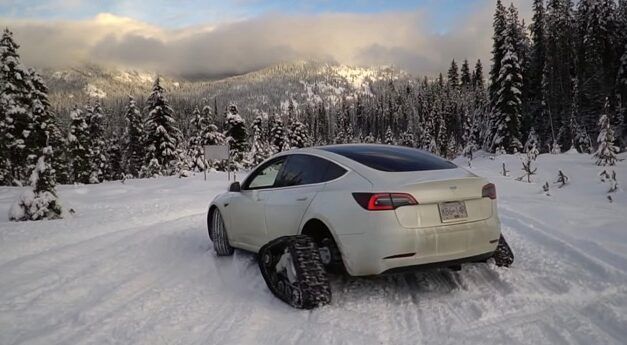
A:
263;154;336;241
228;157;287;249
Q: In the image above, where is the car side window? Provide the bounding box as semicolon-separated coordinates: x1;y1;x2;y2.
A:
245;158;286;190
276;154;346;187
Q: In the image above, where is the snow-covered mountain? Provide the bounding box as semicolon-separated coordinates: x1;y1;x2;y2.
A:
42;61;410;119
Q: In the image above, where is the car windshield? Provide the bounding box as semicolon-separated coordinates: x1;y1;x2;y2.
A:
319;145;457;172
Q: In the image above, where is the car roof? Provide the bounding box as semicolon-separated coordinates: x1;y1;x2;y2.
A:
274;144;469;185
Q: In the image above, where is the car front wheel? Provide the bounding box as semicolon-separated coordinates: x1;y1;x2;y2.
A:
210;208;234;256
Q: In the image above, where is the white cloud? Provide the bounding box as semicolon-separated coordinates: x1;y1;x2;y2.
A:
2;0;533;78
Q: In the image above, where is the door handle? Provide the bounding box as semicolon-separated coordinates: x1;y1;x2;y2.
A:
296;197;308;201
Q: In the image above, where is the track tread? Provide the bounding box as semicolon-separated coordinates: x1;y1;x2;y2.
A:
259;235;331;309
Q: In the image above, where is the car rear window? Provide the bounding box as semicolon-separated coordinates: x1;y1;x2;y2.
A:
276;154;346;187
319;145;457;172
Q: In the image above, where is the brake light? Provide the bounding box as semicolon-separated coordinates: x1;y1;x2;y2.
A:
482;183;496;200
352;193;418;211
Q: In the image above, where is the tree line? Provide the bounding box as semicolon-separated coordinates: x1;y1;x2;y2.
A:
1;0;626;192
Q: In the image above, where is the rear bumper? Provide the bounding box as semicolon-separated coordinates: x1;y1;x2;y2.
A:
337;215;501;276
380;252;494;275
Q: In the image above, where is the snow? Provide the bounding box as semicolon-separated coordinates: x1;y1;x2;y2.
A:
84;84;107;99
1;153;626;344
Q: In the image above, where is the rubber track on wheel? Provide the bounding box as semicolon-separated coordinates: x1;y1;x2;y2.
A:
258;235;331;309
493;234;514;267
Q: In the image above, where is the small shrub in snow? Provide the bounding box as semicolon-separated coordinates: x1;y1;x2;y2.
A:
9;147;62;221
516;150;537;183
555;170;569;188
550;140;561;154
600;170;618;193
542;182;550;196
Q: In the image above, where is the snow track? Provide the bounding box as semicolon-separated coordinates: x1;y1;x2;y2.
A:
1;154;626;344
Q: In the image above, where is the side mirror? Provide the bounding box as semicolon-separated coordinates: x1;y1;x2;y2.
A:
229;181;241;192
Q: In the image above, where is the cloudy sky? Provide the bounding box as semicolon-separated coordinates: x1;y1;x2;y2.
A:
0;0;532;78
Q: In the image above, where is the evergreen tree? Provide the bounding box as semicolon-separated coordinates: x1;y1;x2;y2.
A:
448;59;460;88
0;28;32;185
399;130;415;147
9;146;63;221
67;107;90;183
104;134;124;181
249;115;272;166
544;0;575;148
224;104;249;169
123;96;144;178
473;59;485;90
384;126;395;145
594;100;619;166
576;0;619;139
617;44;627;145
270;116;288;153
289;118;309;148
491;10;524;153
85;101;106;183
187;106;209;172
460;60;472;88
524;127;540;153
27;68;65;184
143;77;181;176
489;0;508;108
526;0;547;138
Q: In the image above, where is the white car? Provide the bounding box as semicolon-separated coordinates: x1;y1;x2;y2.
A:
207;144;513;308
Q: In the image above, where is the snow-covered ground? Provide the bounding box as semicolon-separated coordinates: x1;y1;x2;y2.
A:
1;152;626;345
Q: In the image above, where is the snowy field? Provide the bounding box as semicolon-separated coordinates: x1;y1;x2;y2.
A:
1;152;626;345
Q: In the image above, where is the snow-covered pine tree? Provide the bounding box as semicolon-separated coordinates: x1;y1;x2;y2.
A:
594;100;619;166
364;132;376;144
224;104;249;170
399;130;415;147
462;113;477;167
447;60;459;88
249;115;272;166
289;118;309;148
334;102;353;144
524;127;540;153
0;28;33;185
527;0;547;136
67;106;90;184
544;0;575;147
187;106;209;172
436;109;448;156
473;60;485;90
85;101;106;183
143;77;182;176
489;0;508;108
422;115;437;154
104;133;124;181
27;68;66;184
123;96;144;178
576;0;618;140
270;116;288;153
491;7;523;154
384;126;395;145
460;60;472;88
9;146;63;221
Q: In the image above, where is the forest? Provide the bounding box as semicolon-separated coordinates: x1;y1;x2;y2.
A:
1;0;626;192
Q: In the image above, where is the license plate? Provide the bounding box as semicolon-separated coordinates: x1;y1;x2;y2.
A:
439;201;468;222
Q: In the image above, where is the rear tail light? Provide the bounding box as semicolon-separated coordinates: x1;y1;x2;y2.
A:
352;193;418;211
482;183;497;200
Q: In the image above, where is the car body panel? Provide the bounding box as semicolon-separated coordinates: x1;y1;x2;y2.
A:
208;145;502;276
